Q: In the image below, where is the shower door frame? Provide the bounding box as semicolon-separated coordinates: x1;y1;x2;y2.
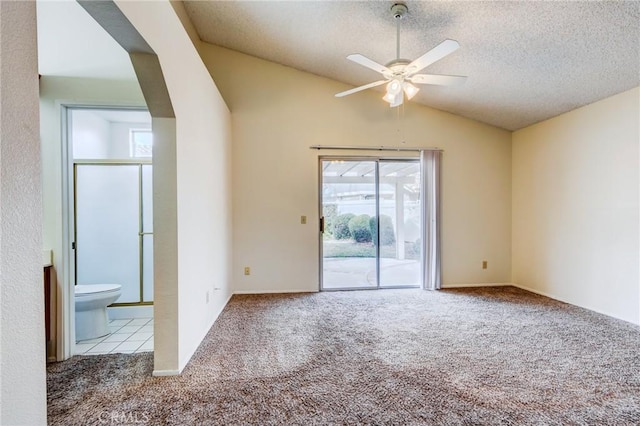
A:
73;159;153;307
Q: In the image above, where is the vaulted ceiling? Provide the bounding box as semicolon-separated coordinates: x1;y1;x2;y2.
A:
184;1;640;130
36;1;639;131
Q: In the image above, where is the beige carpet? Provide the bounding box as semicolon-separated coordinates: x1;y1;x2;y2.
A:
47;287;640;425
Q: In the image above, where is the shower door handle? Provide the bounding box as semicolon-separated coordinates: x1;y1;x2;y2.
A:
320;216;325;233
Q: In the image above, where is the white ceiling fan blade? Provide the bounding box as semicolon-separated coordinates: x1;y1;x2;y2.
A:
405;39;460;75
347;54;393;75
335;80;388;98
410;74;467;86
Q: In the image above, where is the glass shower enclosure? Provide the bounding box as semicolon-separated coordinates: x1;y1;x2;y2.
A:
71;108;153;306
75;163;153;304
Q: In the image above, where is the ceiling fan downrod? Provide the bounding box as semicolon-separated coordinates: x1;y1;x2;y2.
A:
391;3;408;61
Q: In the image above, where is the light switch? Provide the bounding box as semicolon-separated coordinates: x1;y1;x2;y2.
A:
301;215;307;224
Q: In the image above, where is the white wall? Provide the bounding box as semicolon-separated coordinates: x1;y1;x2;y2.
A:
0;2;47;424
199;44;512;293
513;87;640;324
71;109;110;159
115;1;233;373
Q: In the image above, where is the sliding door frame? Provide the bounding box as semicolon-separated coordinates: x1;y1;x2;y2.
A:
318;155;420;291
319;156;380;291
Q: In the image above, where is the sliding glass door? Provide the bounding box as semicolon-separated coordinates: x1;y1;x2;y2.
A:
320;158;421;290
378;161;421;288
321;160;378;290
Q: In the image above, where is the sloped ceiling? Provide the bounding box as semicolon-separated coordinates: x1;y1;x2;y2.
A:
184;1;639;131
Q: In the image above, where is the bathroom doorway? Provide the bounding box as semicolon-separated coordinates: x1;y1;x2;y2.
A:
65;107;154;355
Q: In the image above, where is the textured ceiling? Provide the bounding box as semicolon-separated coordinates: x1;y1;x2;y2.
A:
184;1;639;131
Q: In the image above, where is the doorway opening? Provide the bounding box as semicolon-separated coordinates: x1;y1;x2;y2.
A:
320;157;422;290
64;106;154;355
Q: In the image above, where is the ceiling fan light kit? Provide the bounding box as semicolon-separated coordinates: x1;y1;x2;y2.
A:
403;82;420;100
336;2;467;108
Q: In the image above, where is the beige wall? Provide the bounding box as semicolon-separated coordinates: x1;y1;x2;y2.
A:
116;1;233;373
0;1;47;424
199;44;512;292
513;87;639;324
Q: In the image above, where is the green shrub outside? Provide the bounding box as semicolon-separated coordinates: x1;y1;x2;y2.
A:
370;214;396;246
323;204;338;237
333;213;355;239
413;238;421;255
348;214;372;243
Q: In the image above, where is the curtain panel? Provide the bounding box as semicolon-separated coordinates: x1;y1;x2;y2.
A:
420;150;442;290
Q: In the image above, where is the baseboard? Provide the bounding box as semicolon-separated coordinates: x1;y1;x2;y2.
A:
442;282;512;289
233;289;318;295
510;283;557;299
152;369;181;377
178;292;234;373
108;305;153;319
235;285;513;292
511;283;640;326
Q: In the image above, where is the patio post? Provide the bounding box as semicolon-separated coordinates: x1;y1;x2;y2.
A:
395;179;405;260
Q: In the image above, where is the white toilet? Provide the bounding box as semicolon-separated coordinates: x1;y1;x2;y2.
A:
75;284;122;341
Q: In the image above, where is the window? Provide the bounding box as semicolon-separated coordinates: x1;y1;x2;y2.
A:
130;129;153;158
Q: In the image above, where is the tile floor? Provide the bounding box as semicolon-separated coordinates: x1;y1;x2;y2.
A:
75;318;153;355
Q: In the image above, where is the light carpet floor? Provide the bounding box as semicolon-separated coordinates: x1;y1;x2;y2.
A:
47;287;640;425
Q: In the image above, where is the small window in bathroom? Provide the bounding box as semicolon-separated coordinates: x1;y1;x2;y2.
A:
130;129;153;158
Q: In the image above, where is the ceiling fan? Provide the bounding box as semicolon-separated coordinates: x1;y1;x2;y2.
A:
335;3;467;107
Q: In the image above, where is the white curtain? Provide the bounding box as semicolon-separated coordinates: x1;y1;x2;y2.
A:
420;150;442;290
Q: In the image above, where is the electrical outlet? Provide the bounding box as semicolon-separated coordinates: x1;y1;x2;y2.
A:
482;260;488;269
301;215;307;224
244;266;250;275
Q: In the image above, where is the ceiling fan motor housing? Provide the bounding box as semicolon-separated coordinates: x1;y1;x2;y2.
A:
391;3;408;20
